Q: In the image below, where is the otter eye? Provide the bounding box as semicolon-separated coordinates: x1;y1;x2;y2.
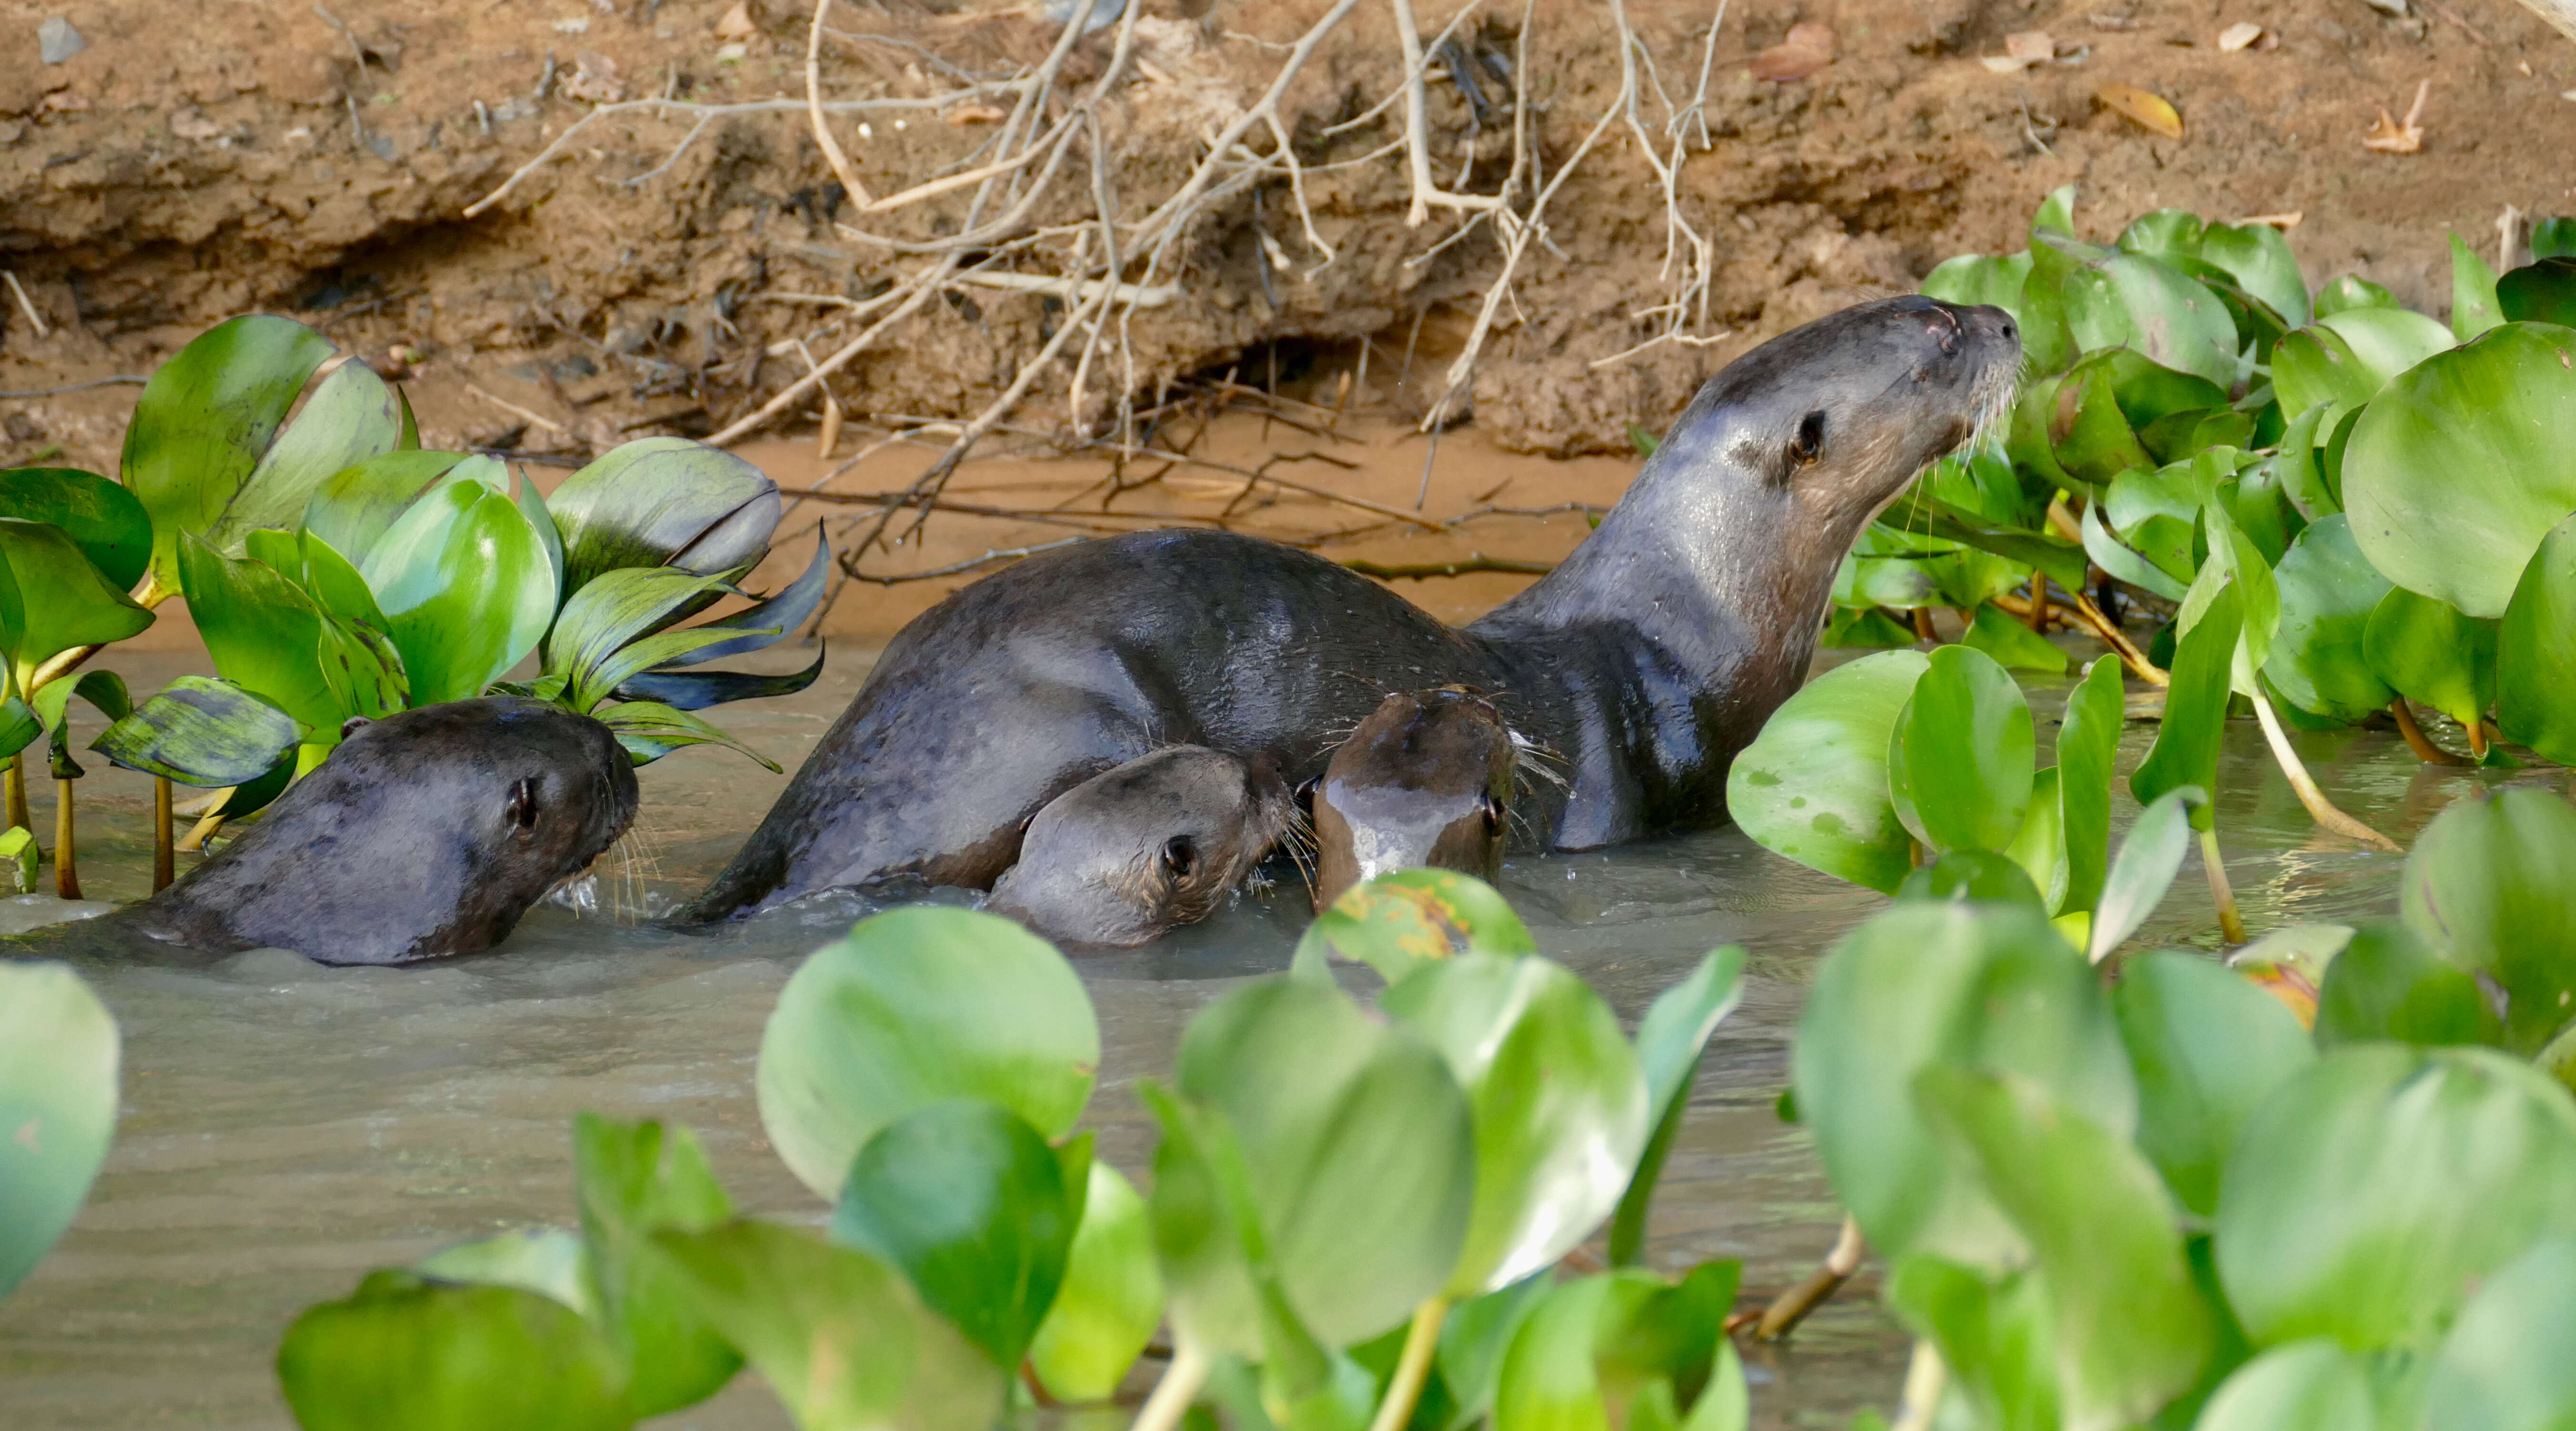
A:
507;777;540;833
1160;836;1198;880
1790;409;1827;466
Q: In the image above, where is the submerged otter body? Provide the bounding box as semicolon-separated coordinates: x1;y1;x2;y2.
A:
118;698;639;965
682;296;2018;921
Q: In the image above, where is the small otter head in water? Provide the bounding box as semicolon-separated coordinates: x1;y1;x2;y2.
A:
987;745;1293;948
1312;688;1515;910
128;698;639;966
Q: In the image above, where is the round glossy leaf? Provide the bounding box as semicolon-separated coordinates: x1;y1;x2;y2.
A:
2344;322;2576;617
0;468;150;591
302;450;475;566
121;314;335;598
276;1277;633;1431
2201;222;2312;329
0;519;152;682
2498;512;2576;764
2424;1235;2576;1431
414;1228;596;1320
2113;951;2314;1216
2497;257;2576;326
1961;601;2069;673
652;1219;1006;1431
2263;515;2395;721
1792;901;2135;1270
1886;1259;2059;1430
2116;208;2206;261
2060;254;2242;387
2192;1341;2385;1431
2451;234;2507;342
2313;274;2398;316
1887;645;2034;854
2399;788;2576;1055
177;534;336;732
89;675;299;786
1921;251;2037;315
1607;948;1746;1267
361;480;558;706
2215;1044;2576;1350
756;907;1099;1201
1897;848;2047;910
1726;649;1929;894
2272;308;2455;424
568;1115;740;1418
1915;1068;2213;1428
1154;977;1473;1350
1384;954;1651;1295
1028;1162;1163;1403
547;437;781;595
197;358;403;564
2363;586;2497;731
0;962;118;1295
831;1099;1076;1371
2314;919;2493;1049
1296;867;1536;984
2054;656;2126;918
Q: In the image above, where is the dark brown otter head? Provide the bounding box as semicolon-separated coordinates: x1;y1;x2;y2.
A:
1311;688;1515;911
986;745;1293;948
126;698;639;965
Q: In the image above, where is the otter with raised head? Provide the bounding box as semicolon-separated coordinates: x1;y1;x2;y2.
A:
1311;687;1518;910
985;745;1294;947
113;698;639;965
680;296;2018;921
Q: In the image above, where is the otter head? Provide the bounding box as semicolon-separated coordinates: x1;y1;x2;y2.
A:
130;697;639;965
1311;688;1515;911
987;745;1292;948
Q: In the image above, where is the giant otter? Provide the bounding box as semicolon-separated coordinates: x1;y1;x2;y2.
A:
114;698;639;965
1310;688;1518;911
680;295;2018;920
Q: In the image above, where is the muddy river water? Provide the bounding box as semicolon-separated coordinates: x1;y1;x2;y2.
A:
0;644;2531;1431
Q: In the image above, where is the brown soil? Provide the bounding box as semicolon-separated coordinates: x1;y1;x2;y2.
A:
3;0;2573;639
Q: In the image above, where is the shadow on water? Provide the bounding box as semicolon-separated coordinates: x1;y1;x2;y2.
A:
2;649;2555;1430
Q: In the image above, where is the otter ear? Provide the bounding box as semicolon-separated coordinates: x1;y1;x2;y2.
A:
1789;409;1827;467
1159;836;1198;881
339;716;373;742
507;777;540;833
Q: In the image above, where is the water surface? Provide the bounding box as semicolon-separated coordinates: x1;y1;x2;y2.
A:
0;647;2537;1430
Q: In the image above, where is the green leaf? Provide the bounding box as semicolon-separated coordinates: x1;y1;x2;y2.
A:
0;695;37;762
1608;948;1747;1268
2497;511;2576;764
542;566;744;716
547;437;781;596
0;467;151;591
0;519;153;688
2363;586;2497;731
1900;848;2047;910
302;450;475;565
2116;208;2206;262
2201;222;2311;329
2113;952;2314;1216
2201;501;2281;694
360;478;558;705
651;1219;1006;1431
2423;1234;2576;1431
2497;257;2576;326
2215;1044;2576;1350
2060;253;2243;388
414;1228;596;1320
200;358;403;563
2081;499;2190;602
611;644;828;713
177;533;336;732
648;531;832;671
2451;234;2506;341
1793;901;2135;1270
1726;649;1929;894
2313;274;2399;316
1384;954;1651;1295
2130;584;2241;823
2263;515;2395;721
1493;1268;1742;1431
275;1275;634;1431
570;1115;740;1418
1153;976;1473;1350
1916;1068;2213;1428
755;907;1099;1201
0;962;118;1296
830;1099;1076;1370
2399;787;2576;1055
121;314;336;600
2191;1340;2387;1431
2088;787;2206;962
2273;309;2454;423
2537;222;2576;261
1961;602;2069;672
89;675;299;786
1886;1258;2059;1431
595;700;780;771
2343;322;2576;617
2054;657;2124;918
1292;868;1537;984
2313;918;2492;1049
1028;1161;1164;1402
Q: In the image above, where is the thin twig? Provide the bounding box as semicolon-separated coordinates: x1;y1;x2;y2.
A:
3;272;51;339
464;383;568;434
0;375;147;398
1755;1215;1866;1340
807;0;877;206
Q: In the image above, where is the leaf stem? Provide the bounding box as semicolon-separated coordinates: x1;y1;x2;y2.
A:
4;750;25;833
1890;1339;1948;1431
1367;1296;1452;1431
2390;699;2474;766
1129;1337;1211;1431
153;776;174;891
2067;591;2168;686
2466;718;2490;760
1755;1214;1866;1340
1911;606;1938;643
53;777;78;901
2249;690;2399;851
2198;825;2244;944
